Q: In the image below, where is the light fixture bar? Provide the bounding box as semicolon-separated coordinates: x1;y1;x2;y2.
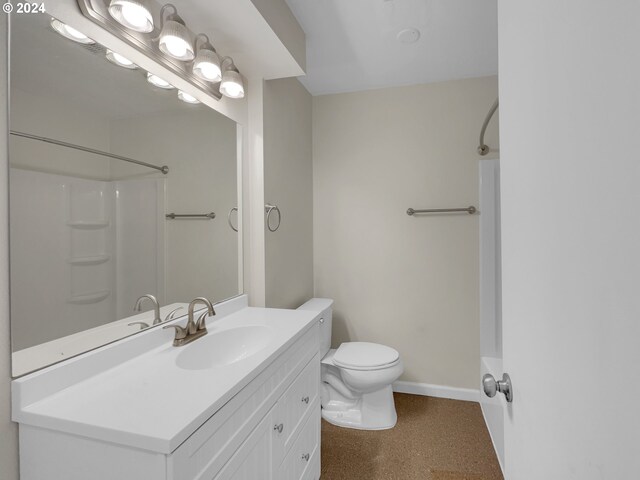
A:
77;0;223;100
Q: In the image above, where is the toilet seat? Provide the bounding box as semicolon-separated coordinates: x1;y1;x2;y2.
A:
333;342;400;371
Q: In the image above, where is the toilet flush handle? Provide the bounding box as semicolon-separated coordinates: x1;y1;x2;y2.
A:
319;317;324;324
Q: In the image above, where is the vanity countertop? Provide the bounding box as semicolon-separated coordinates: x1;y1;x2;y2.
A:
12;298;318;454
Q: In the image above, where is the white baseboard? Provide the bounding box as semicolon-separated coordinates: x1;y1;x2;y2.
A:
393;381;480;403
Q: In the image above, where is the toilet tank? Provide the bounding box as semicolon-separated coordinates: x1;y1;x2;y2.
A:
297;298;333;357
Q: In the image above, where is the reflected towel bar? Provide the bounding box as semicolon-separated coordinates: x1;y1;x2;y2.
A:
10;130;169;174
407;206;476;215
166;212;216;219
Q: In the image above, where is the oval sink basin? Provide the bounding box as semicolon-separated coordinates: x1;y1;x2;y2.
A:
175;325;273;371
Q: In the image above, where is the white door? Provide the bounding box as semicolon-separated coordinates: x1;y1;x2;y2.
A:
498;1;640;478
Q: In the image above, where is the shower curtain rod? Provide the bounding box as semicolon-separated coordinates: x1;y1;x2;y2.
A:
478;98;499;156
9;130;169;174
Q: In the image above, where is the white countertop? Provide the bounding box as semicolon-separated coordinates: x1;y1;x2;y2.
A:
12;298;318;453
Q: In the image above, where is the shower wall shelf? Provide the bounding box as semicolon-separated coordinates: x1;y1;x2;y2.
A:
67;290;110;305
67;255;111;266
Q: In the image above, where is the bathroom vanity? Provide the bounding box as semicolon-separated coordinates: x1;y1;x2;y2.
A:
12;296;321;480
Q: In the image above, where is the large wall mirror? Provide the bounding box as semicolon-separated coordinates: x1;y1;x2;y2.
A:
9;13;242;376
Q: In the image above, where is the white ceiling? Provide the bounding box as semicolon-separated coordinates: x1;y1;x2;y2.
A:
285;0;498;95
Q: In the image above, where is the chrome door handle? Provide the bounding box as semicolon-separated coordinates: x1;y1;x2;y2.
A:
301;453;310;462
273;423;284;434
482;373;513;403
301;396;310;404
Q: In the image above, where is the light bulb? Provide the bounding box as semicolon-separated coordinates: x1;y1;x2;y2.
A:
193;50;221;82
106;50;137;69
50;18;94;44
146;72;174;89
221;82;242;98
162;36;188;58
220;70;245;99
108;0;154;33
158;18;194;61
177;90;200;104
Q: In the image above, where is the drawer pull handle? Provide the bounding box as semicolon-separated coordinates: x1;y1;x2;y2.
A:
301;396;310;404
301;453;310;462
273;423;284;434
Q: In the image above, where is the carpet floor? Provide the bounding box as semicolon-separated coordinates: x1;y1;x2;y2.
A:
320;393;503;480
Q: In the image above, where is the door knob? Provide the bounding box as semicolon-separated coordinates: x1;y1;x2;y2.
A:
482;373;513;403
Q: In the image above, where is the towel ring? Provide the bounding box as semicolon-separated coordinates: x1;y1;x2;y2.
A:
228;207;238;232
265;204;281;232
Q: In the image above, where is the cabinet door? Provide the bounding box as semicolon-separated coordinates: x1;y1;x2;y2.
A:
213;412;274;480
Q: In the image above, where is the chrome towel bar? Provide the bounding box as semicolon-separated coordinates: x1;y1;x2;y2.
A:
166;212;216;219
407;206;476;215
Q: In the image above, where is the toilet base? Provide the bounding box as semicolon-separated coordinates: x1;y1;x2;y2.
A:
321;384;398;430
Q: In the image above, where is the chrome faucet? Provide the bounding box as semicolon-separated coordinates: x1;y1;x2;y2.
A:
163;297;215;347
134;294;161;325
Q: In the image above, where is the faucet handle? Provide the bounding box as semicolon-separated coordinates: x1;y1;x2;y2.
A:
128;321;150;331
196;311;208;331
163;324;188;340
164;306;184;322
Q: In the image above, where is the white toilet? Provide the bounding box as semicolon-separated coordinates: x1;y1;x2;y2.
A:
298;298;403;430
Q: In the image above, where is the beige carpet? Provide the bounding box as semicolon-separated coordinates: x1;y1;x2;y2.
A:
320;393;503;480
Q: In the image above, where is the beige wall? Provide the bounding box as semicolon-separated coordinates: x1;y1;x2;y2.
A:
1;15;19;480
264;78;314;308
312;76;499;389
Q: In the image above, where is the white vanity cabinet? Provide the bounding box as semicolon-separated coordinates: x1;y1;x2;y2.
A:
167;330;320;480
15;306;321;480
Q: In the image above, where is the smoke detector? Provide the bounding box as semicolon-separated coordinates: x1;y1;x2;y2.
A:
397;28;421;44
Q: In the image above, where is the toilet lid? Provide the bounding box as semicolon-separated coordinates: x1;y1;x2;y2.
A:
333;342;400;370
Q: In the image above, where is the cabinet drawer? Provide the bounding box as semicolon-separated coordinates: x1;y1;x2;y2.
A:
277;400;320;480
167;325;318;480
273;353;320;462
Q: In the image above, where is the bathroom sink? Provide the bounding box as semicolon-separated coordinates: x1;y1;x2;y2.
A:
175;325;273;370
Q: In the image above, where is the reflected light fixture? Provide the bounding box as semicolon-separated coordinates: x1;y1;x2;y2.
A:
219;57;245;99
50;18;95;44
158;4;194;61
147;72;175;89
106;49;138;69
192;34;221;83
177;90;200;104
108;0;154;33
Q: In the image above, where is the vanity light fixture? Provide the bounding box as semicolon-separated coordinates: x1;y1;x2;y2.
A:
192;34;221;83
50;18;95;44
77;0;245;100
158;4;194;61
219;57;245;99
147;72;174;89
106;49;138;69
177;90;200;104
108;0;154;33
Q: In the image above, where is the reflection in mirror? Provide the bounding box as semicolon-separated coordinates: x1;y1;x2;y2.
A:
9;13;241;376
